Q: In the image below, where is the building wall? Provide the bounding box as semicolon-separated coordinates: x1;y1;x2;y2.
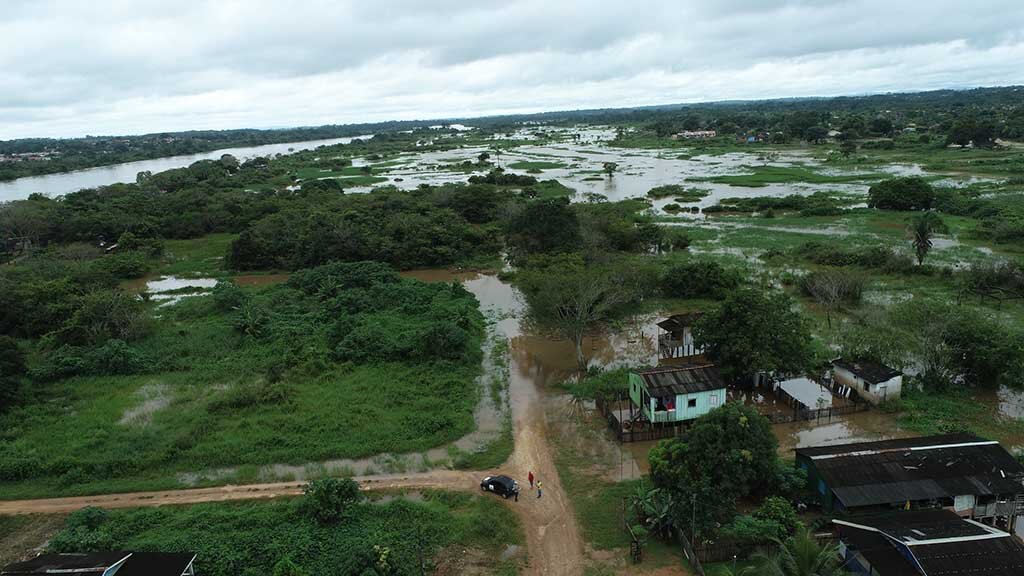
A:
628;373;725;423
832;367;902;405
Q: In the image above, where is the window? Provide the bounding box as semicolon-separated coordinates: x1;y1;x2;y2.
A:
687;398;697;408
709;394;719;406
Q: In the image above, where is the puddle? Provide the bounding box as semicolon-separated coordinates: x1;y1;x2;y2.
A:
124;275;219;306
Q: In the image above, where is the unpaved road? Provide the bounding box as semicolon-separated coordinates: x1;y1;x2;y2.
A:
0;471;478;515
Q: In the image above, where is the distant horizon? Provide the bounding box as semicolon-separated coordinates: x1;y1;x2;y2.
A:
4;82;1020;142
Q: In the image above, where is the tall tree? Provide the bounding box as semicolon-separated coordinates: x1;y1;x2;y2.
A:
693;289;814;384
649;403;779;539
518;256;630;371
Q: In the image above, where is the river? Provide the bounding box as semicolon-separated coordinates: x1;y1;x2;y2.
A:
0;135;372;202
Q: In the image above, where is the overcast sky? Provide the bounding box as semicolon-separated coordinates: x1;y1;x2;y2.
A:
3;0;1024;139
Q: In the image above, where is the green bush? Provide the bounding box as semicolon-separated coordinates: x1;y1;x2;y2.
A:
300;478;364;524
867;177;935;211
31;340;156;382
660;260;742;299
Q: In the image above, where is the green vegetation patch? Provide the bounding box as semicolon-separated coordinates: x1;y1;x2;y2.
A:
508;160;567;170
48;491;523;576
698;165;883;187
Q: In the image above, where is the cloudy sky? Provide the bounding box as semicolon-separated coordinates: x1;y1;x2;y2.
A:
3;0;1024;139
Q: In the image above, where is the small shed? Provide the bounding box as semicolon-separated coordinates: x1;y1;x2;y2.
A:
656;313;704;359
831;358;902;405
628;364;726;424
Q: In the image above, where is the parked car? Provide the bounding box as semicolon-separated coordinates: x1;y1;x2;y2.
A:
480;475;519;499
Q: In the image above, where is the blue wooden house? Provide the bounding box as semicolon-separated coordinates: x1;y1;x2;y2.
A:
628;364;726;424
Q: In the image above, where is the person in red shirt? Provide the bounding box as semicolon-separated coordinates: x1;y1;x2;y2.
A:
528;471;535;488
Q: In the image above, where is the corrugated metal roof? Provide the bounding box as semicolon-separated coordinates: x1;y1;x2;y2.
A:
795;433;983;458
635;364;725;397
833;358;901;384
915;536;1024;575
837;511;1024;576
809;440;1024;508
656;313;704;333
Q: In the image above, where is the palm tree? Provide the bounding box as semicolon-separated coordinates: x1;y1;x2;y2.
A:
752;525;844;576
909;211;944;266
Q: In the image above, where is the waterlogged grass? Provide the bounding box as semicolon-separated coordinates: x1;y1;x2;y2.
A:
47;491;524;576
890;388;1024;445
160;233;236;277
697;165;884;187
508;160;567;170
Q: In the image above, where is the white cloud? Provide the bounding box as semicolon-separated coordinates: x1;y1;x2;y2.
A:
2;0;1023;138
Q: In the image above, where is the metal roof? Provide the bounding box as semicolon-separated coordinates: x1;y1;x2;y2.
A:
800;436;1024;508
2;553;130;575
795;433;983;458
655;313;704;333
635;364;725;397
837;511;1024;576
2;553;196;576
116;553;197;576
832;358;901;384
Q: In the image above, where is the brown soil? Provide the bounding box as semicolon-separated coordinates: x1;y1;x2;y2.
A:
0;515;67;567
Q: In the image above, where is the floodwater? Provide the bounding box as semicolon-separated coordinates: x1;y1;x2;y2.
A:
364;127;875;215
0;134;372;201
123;275;219;306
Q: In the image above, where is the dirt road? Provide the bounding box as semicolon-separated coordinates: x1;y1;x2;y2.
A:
0;471;479;515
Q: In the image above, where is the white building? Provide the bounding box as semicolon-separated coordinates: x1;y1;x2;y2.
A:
831;358;902;405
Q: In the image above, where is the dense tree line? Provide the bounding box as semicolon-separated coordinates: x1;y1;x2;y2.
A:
0;120;442;181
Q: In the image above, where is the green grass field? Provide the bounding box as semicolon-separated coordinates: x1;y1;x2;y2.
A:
46;491;524;576
0;268;485;499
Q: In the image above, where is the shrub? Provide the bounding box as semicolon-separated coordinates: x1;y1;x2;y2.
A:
753;496;798;535
867;177;935;211
208;379;290;413
720;514;785;544
31;341;156;382
0;336;25;412
300;477;363;524
212;281;248;311
660;260;742;299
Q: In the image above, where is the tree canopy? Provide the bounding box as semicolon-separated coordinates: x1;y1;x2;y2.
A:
693;288;814;383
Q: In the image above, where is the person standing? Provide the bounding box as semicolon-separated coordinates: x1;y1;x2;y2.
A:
536;481;543;499
528;471;535;488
